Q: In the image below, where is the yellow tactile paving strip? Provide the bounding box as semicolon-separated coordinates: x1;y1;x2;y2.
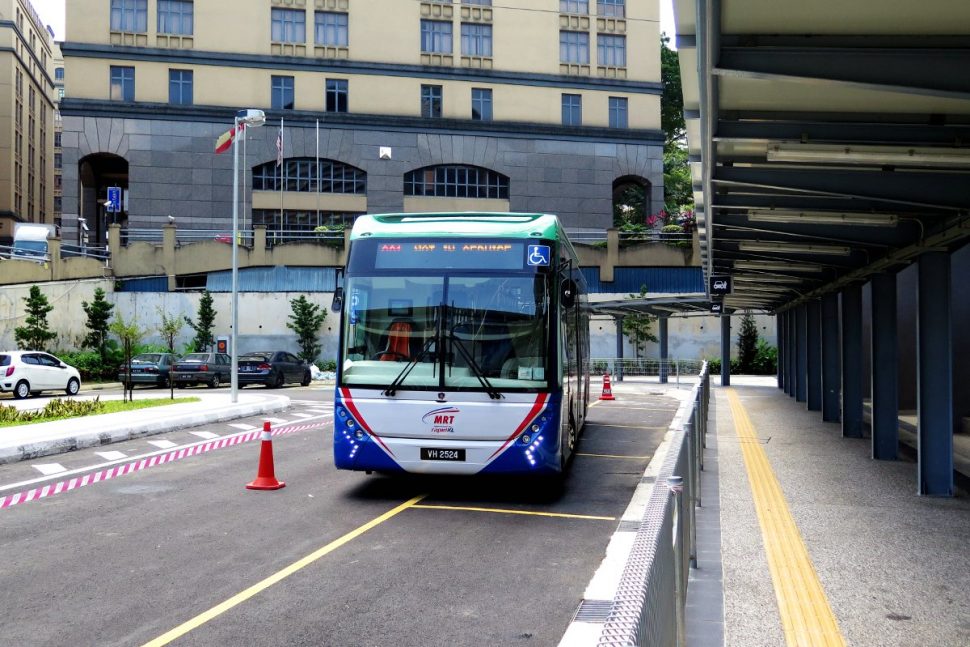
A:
726;388;846;647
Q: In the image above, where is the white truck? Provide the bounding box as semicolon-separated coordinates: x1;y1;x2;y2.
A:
12;223;57;261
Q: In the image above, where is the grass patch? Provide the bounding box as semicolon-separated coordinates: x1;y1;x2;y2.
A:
0;397;200;428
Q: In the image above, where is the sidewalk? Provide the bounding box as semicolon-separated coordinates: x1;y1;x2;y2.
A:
0;387;290;465
696;376;970;647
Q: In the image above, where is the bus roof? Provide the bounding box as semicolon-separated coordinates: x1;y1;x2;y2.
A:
349;212;563;241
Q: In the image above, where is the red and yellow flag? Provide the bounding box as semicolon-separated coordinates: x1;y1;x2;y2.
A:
214;124;245;154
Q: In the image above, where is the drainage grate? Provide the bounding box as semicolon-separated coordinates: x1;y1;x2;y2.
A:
573;599;613;623
616;520;641;532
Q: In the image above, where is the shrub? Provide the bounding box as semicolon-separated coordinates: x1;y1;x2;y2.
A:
319;359;337;372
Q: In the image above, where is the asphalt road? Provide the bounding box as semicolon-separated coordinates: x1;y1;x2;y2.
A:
0;383;679;647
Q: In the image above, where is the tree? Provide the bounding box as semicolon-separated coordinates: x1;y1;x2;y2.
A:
185;290;217;352
622;286;659;359
661;33;685;145
110;312;145;402
158;307;185;398
14;285;58;351
81;288;114;362
737;312;759;373
287;295;327;364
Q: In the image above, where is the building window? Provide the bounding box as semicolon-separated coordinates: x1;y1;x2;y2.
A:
598;34;626;67
608;96;628;128
110;0;147;32
271;8;306;43
560;31;589;64
169;69;193;105
597;0;624;17
421;84;442;118
562;93;582;126
54;67;64;81
54;153;62;169
405;165;509;199
326;79;348;113
110;66;135;101
54;132;61;147
158;0;193;35
461;23;492;57
471;88;492;121
315;11;348;46
421;20;453;54
463;0;491;4
272;75;295;110
252;158;366;194
560;0;589;13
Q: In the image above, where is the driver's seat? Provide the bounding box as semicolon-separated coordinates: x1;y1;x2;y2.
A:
377;320;414;361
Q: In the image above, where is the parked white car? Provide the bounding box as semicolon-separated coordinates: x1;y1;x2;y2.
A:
0;351;82;399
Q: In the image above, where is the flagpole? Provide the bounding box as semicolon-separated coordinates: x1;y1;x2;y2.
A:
279;117;284;235
315;118;320;226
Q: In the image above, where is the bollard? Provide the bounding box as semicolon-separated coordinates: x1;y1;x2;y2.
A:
668;475;686;647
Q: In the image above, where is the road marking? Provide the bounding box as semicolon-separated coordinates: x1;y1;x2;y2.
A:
411;504;615;521
289;413;313;419
141;495;427;647
228;423;257;430
576;452;652;460
32;463;67;476
726;388;846;647
589;423;668;431
147;440;178;449
190;431;220;440
264;417;288;424
95;451;127;461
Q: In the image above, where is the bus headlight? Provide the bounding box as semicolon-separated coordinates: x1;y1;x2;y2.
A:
355;429;365;440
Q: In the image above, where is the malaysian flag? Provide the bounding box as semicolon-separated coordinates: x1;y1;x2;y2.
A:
276;124;283;166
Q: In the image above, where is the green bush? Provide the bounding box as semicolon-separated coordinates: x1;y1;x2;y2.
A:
707;341;777;375
319;359;337;372
55;349;108;381
0;397;104;423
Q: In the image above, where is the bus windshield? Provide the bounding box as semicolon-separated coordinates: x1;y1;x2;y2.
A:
340;274;550;390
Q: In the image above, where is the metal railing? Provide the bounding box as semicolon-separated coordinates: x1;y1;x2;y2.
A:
590;358;704;385
61;244;110;261
598;363;710;646
124;228;344;248
566;230;695;245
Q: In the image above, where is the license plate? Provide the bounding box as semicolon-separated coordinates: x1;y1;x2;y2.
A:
420;448;465;462
179;373;193;379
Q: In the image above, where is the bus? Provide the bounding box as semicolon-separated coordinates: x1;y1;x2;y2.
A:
331;212;590;476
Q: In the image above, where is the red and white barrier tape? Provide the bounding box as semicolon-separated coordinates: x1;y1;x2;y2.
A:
0;421;325;510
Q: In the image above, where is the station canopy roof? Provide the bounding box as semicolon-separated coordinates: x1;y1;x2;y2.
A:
671;0;970;314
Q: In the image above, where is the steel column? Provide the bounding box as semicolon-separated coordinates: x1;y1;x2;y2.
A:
841;284;865;438
917;252;953;496
795;304;807;403
614;315;624;382
787;309;796;397
821;292;841;423
870;272;899;460
806;300;822;411
659;316;669;384
720;314;731;387
777;313;784;390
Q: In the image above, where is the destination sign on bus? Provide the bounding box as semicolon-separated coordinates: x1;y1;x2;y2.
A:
373;240;527;270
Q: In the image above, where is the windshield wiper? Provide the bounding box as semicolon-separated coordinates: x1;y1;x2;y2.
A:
447;329;503;400
382;336;436;396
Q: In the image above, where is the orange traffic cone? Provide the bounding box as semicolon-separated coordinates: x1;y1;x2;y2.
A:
600;373;615;401
246;421;286;490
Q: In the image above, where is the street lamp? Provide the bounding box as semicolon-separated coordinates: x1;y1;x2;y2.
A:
231;108;266;403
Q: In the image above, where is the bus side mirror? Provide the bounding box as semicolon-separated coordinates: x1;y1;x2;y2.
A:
560;279;576;308
331;287;343;313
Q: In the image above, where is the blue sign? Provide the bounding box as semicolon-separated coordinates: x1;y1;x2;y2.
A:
106;186;122;213
527;245;550;267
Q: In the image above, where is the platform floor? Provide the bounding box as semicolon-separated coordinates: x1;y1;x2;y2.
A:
687;376;970;647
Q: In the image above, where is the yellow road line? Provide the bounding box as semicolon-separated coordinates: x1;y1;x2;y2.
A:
412;504;614;521
726;389;845;647
576;452;653;460
141;494;427;647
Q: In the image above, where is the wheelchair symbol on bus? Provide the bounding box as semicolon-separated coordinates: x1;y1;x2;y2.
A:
527;245;551;266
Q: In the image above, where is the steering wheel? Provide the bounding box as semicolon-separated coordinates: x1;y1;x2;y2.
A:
372;351;409;361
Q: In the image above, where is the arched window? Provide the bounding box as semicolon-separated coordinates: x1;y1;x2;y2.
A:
404;164;509;199
252;157;366;194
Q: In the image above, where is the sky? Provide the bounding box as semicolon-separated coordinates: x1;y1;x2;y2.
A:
28;0;65;41
28;0;674;47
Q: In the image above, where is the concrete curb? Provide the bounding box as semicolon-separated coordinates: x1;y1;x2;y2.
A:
0;394;290;466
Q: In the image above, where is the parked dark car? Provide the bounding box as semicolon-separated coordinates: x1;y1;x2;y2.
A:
172;352;232;388
117;352;178;387
237;351;312;388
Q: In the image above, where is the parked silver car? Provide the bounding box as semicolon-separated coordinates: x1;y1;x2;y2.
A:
0;351;82;399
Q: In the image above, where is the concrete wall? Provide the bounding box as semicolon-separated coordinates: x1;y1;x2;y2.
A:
590;313;777;363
